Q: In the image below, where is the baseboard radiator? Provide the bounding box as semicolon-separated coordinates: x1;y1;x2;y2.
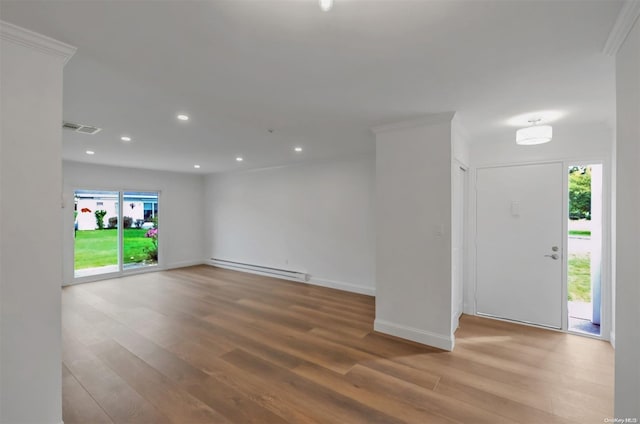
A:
210;258;308;283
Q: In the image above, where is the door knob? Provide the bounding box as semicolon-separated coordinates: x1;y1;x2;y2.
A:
544;253;559;260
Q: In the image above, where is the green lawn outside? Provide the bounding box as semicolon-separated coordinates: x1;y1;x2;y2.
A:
74;228;156;269
568;230;591;236
568;253;591;302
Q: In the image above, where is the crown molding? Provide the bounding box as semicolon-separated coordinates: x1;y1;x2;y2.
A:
0;20;76;65
603;0;640;56
371;112;456;135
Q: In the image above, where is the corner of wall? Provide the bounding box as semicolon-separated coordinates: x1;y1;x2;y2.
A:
451;114;470;168
374;319;455;351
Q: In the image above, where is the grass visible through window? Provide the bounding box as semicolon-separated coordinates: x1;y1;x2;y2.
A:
568;230;591;237
74;228;156;269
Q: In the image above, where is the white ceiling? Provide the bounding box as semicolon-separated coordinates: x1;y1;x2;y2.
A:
0;0;621;173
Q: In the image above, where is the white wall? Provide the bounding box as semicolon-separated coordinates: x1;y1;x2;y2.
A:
374;113;455;351
0;22;75;424
62;161;206;284
614;13;640;418
466;123;615;329
204;155;375;294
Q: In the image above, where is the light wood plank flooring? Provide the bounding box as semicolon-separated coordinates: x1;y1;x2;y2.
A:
62;265;613;423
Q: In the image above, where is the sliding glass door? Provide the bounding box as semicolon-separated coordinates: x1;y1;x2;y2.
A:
123;191;159;270
74;189;159;278
74;190;120;278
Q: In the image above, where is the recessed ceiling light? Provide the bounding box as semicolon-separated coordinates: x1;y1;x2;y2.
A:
294;146;303;152
193;164;200;169
236;157;243;162
177;114;189;121
86;150;95;155
120;136;132;142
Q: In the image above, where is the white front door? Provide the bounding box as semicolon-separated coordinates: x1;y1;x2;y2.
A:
476;162;563;328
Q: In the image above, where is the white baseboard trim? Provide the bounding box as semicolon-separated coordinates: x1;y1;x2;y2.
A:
610;331;616;349
308;277;375;296
374;319;454;351
165;260;206;270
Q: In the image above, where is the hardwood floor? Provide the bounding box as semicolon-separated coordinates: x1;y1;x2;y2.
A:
62;265;613;423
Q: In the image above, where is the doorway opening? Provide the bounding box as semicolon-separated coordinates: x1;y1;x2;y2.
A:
74;189;159;279
567;164;602;336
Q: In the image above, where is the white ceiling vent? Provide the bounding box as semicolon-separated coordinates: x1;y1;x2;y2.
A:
62;121;102;135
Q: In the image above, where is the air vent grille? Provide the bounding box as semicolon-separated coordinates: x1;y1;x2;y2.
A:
62;122;81;130
76;126;100;134
62;121;101;135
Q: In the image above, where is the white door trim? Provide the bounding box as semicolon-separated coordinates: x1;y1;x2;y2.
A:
452;159;468;331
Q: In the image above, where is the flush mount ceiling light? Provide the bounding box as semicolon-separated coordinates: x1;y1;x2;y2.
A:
120;136;132;142
193;164;200;169
177;114;189;121
85;150;95;155
319;0;333;12
516;119;553;145
506;110;565;127
294;146;303;152
236;157;244;162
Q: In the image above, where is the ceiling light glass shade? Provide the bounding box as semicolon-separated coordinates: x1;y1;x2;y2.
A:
319;0;333;11
516;125;552;145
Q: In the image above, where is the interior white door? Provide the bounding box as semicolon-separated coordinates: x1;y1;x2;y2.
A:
476;162;563;328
